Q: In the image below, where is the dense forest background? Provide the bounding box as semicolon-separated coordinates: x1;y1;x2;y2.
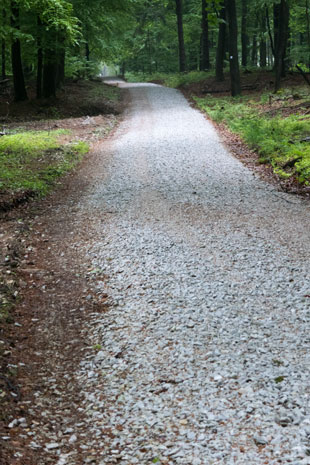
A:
0;0;309;100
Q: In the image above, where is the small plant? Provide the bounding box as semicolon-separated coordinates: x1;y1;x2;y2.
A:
93;344;102;351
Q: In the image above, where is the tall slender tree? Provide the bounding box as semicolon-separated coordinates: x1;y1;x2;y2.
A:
215;2;226;81
200;0;210;70
36;16;43;98
175;0;186;72
260;12;267;67
241;0;248;67
10;0;28;101
1;9;6;79
274;0;290;91
225;0;241;96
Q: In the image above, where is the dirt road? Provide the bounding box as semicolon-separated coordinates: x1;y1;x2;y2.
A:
3;81;310;464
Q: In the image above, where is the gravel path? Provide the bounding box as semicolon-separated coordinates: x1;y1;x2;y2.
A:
70;82;310;464
15;82;310;464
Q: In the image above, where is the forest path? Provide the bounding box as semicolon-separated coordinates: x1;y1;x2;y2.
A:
9;81;310;465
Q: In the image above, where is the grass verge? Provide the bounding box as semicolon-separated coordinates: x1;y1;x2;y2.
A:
0;129;89;205
195;93;310;185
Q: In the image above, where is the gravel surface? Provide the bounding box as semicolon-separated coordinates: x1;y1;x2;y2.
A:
71;82;310;464
8;81;310;464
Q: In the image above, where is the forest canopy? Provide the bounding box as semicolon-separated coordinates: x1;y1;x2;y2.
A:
0;0;309;100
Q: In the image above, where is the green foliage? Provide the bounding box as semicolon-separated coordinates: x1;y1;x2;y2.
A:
196;94;310;184
65;56;101;79
0;130;89;196
126;70;212;88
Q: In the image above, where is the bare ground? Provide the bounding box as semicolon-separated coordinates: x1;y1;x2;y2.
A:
0;80;128;464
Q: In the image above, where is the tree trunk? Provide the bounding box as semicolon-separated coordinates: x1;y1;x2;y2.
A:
260;12;267;67
265;4;275;58
306;0;310;69
43;47;57;98
241;0;248;67
1;39;5;80
273;2;280;56
1;9;6;79
36;16;43;98
175;0;186;72
274;0;289;92
215;3;226;81
251;23;258;66
85;42;90;61
10;1;28;101
200;0;210;70
56;49;65;88
225;0;241;96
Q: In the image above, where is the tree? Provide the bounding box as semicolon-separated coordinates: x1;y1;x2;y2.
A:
10;0;28;101
215;2;226;81
200;0;210;70
241;0;248;67
1;9;6;79
175;0;186;71
225;0;241;96
274;0;290;91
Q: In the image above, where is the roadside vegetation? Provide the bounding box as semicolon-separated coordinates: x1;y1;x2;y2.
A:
196;90;310;185
0;79;123;210
126;70;213;88
0;130;89;198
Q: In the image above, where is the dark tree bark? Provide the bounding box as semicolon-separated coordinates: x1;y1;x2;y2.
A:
36;16;43;98
274;0;289;92
200;0;210;70
251;20;258;66
1;39;5;79
1;9;6;79
85;42;90;61
265;4;275;58
225;0;241;96
175;0;186;72
43;46;57;98
215;2;226;81
273;2;280;56
10;1;28;101
260;12;267;67
56;49;65;88
241;0;248;67
306;0;310;68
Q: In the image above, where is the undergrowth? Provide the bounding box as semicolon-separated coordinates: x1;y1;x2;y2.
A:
195;94;310;184
88;81;121;102
126;71;212;88
0;130;89;197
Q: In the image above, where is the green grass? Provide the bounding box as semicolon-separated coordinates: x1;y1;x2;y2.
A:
195;94;310;184
126;70;212;88
0;130;89;197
